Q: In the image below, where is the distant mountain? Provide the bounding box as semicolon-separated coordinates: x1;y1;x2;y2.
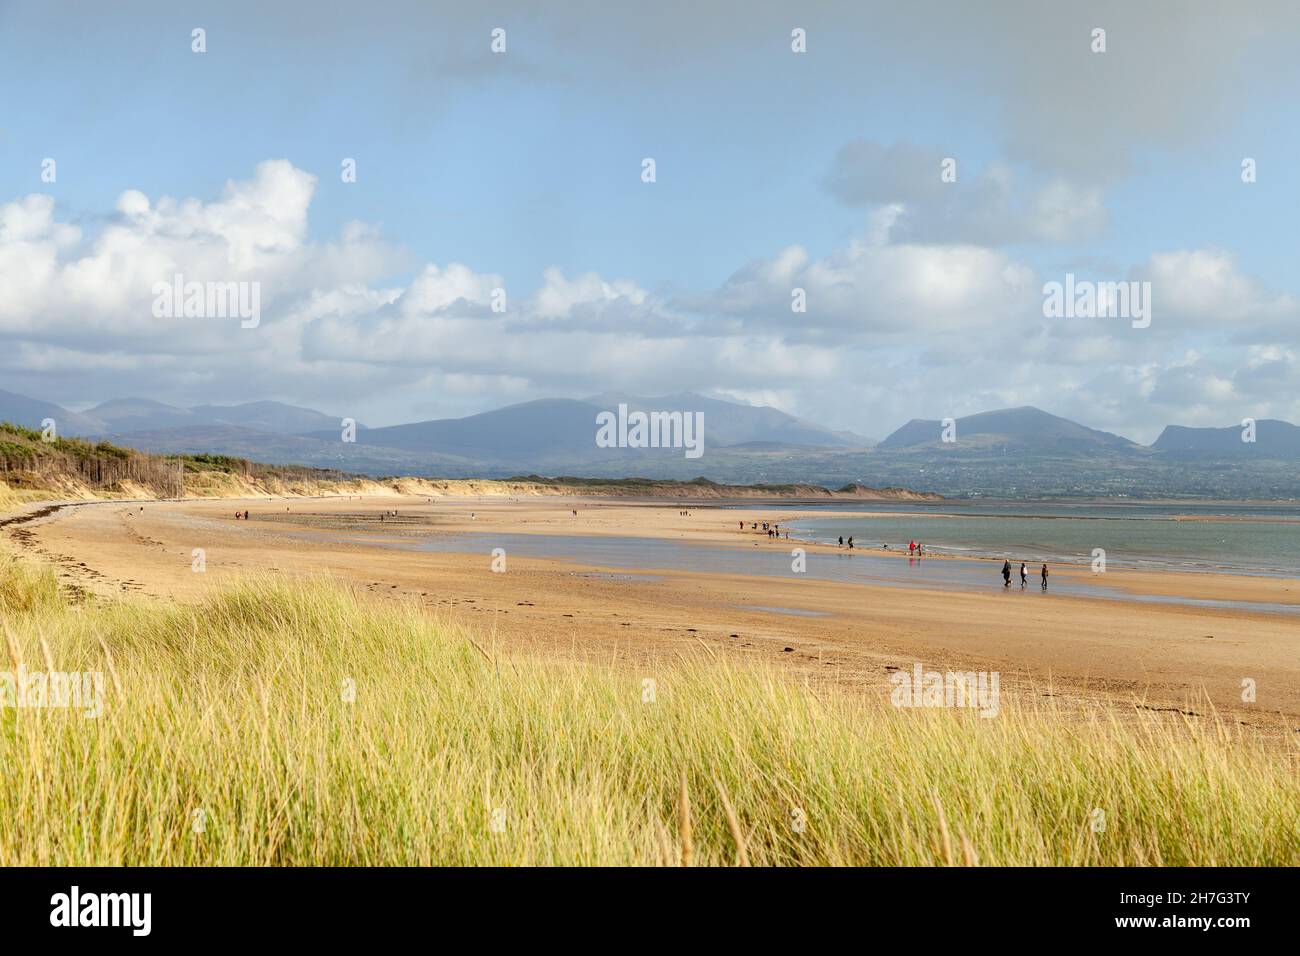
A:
189;401;353;435
104;424;475;475
310;393;872;467
7;385;1300;496
88;398;209;433
879;406;1140;454
78;397;354;437
333;399;606;461
0;388;105;436
1152;420;1300;459
585;393;874;448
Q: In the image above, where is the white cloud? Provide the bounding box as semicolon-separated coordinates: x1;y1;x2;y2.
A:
1143;249;1299;330
824;142;1108;246
698;232;1037;341
2;159;1297;441
534;268;647;321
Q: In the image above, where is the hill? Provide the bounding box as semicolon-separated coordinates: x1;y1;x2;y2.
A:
90;397;355;436
0;422;939;509
7;387;1300;497
188;401;353;435
313;393;873;465
0;388;105;436
1152;420;1300;459
0;391;358;440
879;406;1140;454
585;392;874;448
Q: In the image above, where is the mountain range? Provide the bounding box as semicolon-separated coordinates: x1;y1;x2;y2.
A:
1152;420;1300;458
878;407;1140;454
0;391;351;438
2;387;1298;497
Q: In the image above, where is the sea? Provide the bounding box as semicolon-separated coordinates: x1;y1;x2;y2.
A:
770;500;1300;576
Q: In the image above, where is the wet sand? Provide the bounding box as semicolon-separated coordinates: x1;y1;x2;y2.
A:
5;494;1300;729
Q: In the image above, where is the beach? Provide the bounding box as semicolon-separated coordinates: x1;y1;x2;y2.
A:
5;493;1298;730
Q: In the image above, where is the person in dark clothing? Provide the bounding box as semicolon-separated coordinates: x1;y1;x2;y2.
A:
838;536;844;547
1001;559;1012;587
847;536;854;549
1041;563;1049;590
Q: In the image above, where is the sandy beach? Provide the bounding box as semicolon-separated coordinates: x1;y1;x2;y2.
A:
5;493;1297;731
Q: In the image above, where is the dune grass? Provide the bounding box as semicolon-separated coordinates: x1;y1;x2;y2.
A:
0;481;27;511
1;551;1296;866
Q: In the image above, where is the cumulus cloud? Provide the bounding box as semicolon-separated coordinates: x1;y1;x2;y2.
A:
1141;250;1300;333
1;157;1297;442
824;141;1108;246
693;227;1037;341
0;160;392;346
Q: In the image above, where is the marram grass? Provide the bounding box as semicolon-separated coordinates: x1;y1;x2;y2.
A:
1;554;1296;866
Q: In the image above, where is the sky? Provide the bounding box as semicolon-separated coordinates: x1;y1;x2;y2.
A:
1;0;1298;442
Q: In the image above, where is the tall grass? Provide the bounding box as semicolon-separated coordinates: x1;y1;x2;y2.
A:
0;480;24;511
1;554;1296;866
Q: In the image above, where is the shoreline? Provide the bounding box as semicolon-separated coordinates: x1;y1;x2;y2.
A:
4;493;1299;727
6;492;1300;600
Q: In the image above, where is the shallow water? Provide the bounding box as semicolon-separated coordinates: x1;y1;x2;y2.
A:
399;531;1300;617
763;501;1300;575
736;604;829;618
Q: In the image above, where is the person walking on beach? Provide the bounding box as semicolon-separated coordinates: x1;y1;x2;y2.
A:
1001;559;1011;587
1020;562;1028;588
847;536;854;549
1041;563;1049;590
838;536;844;547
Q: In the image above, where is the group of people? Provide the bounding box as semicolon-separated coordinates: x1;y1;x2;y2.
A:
907;539;926;556
1002;558;1049;590
233;509;250;520
740;520;790;540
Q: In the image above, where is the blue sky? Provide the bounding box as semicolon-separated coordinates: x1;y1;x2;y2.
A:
2;0;1298;441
